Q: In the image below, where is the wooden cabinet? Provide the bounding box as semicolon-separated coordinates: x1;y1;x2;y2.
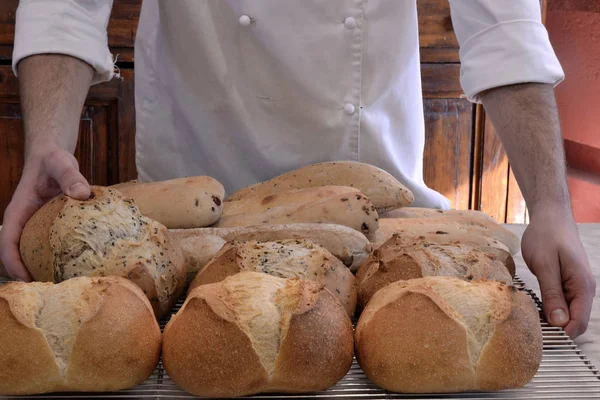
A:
0;0;531;223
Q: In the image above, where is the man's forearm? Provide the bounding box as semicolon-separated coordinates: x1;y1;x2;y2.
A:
19;54;94;157
480;83;571;217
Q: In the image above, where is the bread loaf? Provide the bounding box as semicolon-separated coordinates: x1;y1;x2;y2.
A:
111;176;225;228
163;272;354;397
356;235;515;309
382;207;495;221
355;276;542;393
171;223;371;270
216;186;379;235
177;234;226;283
370;216;520;255
189;239;357;316
227;161;414;212
19;186;186;317
0;276;161;395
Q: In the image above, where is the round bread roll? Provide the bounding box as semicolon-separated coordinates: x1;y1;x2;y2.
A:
19;186;186;317
189;239;357;316
0;276;161;395
163;272;354;397
356;235;515;310
355;276;542;393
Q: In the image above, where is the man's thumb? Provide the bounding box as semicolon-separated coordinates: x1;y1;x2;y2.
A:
537;268;570;327
46;152;91;200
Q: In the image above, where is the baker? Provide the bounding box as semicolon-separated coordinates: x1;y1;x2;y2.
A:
0;0;595;338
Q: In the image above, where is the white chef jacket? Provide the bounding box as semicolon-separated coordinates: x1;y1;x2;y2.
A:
13;0;563;208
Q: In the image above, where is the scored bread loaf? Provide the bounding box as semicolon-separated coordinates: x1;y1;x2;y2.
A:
382;207;495;221
177;234;226;284
355;235;515;310
227;161;414;212
370;216;520;255
216;186;379;235
0;276;161;395
355;276;542;393
19;186;186;318
163;272;354;397
111;176;225;228
189;239;357;316
170;223;372;271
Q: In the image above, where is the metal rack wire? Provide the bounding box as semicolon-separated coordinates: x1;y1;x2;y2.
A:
1;276;599;399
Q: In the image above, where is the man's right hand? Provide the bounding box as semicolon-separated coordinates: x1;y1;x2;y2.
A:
0;146;90;281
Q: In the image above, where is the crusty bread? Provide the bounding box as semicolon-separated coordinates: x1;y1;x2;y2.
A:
111;176;225;228
163;272;354;397
19;186;186;318
355;276;542;393
370;216;520;255
356;235;515;310
177;234;226;284
227;161;414;212
170;223;372;271
0;276;161;395
189;239;357;316
216;186;379;235
382;207;496;221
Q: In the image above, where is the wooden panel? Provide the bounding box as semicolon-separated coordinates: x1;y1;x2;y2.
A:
0;0;141;61
423;98;473;210
421;64;463;98
417;0;460;63
0;102;23;224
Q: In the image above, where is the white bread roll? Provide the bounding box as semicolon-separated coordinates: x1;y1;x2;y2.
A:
0;277;161;395
355;276;542;393
111;176;225;228
19;186;186;318
356;235;515;309
163;272;354;397
177;234;226;284
170;223;372;271
216;186;379;235
227;161;414;212
189;239;357;316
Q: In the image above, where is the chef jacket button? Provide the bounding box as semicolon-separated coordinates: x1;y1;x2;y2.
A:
344;17;357;29
344;103;356;115
239;15;252;26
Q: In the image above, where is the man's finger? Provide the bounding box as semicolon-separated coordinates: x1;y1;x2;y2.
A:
0;198;36;282
533;254;570;327
564;292;593;338
44;152;90;200
560;247;595;338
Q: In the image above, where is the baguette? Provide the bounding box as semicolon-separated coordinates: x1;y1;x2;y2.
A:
382;207;495;221
19;186;186;318
170;223;372;270
355;276;542;393
163;272;354;397
356;235;515;310
216;186;380;235
370;216;520;255
111;176;225;228
227;161;414;211
189;239;357;316
0;277;161;395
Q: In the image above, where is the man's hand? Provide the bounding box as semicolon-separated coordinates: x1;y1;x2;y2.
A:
0;146;90;281
521;207;596;338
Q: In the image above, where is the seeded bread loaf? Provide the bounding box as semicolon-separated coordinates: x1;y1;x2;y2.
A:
0;276;161;395
227;161;414;212
19;186;186;317
170;223;372;271
163;272;354;397
355;276;542;393
111;176;225;228
216;186;379;235
356;235;515;309
189;239;357;316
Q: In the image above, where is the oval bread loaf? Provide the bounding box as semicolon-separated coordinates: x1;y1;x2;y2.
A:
19;186;186;318
355;276;542;393
170;223;372;271
356;235;515;310
216;186;379;235
177;234;227;284
111;176;225;228
227;161;414;211
0;277;161;395
189;239;358;316
163;272;354;397
382;207;495;221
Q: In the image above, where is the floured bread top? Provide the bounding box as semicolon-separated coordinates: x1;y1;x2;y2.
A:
0;277;131;376
47;187;180;302
189;272;319;376
360;276;513;369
